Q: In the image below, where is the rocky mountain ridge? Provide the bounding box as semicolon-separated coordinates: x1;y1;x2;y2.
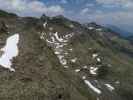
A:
0;10;132;100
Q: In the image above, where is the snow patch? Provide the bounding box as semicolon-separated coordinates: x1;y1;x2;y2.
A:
40;32;45;40
57;55;67;65
43;22;47;28
83;65;88;69
115;81;120;84
69;24;74;28
51;36;56;43
105;84;115;91
54;32;67;43
88;27;94;30
49;27;53;31
57;55;64;60
61;59;67;65
54;51;60;55
71;58;77;63
46;32;74;68
0;34;19;72
82;76;86;80
90;67;98;75
84;80;102;94
64;33;74;39
75;69;80;73
88;48;92;50
97;58;101;62
56;44;64;48
64;65;69;68
96;28;102;31
69;48;73;51
64;52;68;55
92;53;98;58
46;39;54;44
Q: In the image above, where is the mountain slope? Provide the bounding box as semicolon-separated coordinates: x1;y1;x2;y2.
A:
0;10;133;100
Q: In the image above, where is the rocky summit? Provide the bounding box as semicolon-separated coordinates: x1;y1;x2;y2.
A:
0;10;133;100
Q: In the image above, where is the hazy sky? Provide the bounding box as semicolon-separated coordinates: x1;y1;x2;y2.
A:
0;0;133;33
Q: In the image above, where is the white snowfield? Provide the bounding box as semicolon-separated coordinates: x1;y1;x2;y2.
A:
0;34;19;72
105;84;115;91
84;80;102;94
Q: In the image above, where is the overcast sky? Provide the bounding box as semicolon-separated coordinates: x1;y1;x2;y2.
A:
0;0;133;34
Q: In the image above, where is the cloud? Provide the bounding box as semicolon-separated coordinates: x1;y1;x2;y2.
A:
70;0;132;32
96;0;126;5
80;8;89;15
96;0;133;9
0;0;64;17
